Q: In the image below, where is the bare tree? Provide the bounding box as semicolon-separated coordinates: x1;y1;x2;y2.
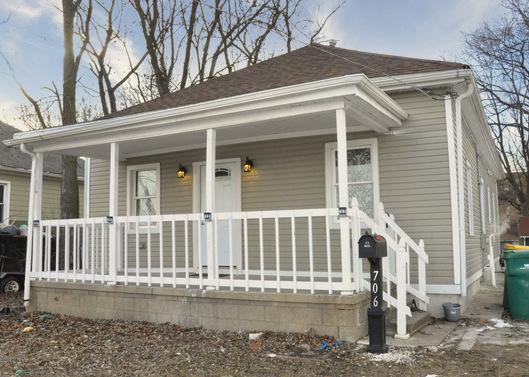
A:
130;0;341;95
465;0;529;214
85;0;148;115
60;0;93;219
130;0;182;96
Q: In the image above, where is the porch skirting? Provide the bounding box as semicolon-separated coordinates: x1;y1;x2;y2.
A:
28;281;370;341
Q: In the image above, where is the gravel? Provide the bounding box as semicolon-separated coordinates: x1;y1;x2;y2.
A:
1;293;529;376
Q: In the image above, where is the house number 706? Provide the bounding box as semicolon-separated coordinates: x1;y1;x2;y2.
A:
372;269;379;307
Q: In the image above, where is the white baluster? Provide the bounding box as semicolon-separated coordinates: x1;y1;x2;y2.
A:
259;216;264;292
228;217;234;291
147;218;152;287
274;217;280;293
350;198;361;292
395;239;409;339
325;215;332;294
308;215;314;294
159;220;164;287
291;216;297;294
243;217;249;292
417;239;427;311
171;220;176;288
135;220;140;286
184;218;189;289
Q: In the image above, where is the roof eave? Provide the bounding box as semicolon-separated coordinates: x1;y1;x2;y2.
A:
4;74;407;148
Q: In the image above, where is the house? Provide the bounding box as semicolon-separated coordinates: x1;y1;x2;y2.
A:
4;43;503;341
0;122;84;226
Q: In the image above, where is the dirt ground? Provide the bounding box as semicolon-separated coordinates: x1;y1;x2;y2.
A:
1;294;528;377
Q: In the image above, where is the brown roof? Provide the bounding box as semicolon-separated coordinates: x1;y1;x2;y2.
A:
0;122;84;176
106;43;468;119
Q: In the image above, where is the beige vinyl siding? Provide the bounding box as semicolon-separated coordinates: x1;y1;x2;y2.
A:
479;156;500;247
0;170;84;224
461;115;500;282
462;121;482;279
88;90;454;285
88;159;126;217
379;92;453;285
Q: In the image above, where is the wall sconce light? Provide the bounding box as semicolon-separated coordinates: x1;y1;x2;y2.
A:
243;156;254;173
177;164;187;178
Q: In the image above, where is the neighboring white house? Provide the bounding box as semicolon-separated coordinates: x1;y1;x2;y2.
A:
4;43;503;341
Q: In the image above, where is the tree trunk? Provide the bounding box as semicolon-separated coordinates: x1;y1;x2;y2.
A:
61;0;79;219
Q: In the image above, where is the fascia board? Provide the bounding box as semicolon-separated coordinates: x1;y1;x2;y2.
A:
6;74;407;148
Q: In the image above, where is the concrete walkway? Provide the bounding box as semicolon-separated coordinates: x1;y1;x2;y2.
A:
360;270;529;350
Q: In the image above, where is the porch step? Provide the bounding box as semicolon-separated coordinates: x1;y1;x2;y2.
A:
386;308;431;337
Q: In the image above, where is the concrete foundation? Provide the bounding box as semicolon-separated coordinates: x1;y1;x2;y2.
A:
428;278;481;318
28;281;370;341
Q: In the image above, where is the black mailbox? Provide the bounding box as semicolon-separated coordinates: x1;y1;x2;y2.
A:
359;233;387;259
358;231;388;354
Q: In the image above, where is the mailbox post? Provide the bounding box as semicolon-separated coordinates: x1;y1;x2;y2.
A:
359;232;388;354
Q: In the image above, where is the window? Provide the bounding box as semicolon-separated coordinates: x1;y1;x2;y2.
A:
479;177;486;233
215;168;231;177
0;182;10;225
466;161;474;235
487;187;492;224
325;139;379;218
492;191;497;233
127;164;160;224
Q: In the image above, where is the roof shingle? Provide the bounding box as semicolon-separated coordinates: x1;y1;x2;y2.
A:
105;43;468;119
0;122;84;176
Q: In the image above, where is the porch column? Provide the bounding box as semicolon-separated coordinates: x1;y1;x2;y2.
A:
205;129;216;285
108;142;119;284
23;151;43;303
83;157;91;219
335;108;353;293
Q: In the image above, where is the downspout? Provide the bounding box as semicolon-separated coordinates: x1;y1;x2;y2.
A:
19;143;35;305
456;83;474;297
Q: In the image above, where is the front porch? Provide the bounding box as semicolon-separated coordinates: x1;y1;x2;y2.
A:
15;74;428;339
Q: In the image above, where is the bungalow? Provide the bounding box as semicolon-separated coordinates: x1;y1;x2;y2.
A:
4;43;503;341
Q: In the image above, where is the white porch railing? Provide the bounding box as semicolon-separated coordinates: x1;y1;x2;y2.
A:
361;203;429;339
27;201;427;339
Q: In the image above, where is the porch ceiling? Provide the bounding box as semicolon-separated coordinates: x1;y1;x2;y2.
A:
4;74;408;159
59;109;373;159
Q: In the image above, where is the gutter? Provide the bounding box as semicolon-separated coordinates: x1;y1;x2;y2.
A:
20;143;35;159
456;82;474;297
372;69;473;91
3;74;407;147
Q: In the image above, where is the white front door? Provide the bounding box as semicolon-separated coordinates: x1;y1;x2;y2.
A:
197;159;241;267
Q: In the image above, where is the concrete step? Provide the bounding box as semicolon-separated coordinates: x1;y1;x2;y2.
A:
386;308;432;337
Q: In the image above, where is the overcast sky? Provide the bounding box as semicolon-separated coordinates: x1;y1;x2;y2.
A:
0;0;506;130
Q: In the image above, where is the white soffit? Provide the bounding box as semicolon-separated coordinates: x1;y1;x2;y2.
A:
4;74;407;155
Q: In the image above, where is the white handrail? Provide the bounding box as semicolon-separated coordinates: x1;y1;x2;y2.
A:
352;201;429;339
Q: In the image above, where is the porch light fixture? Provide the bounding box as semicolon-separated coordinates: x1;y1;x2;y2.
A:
177;165;187;178
243;156;254;172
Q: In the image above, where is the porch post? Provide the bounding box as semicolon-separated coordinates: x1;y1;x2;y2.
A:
336;107;353;293
83;157;91;219
205;129;216;285
108;142;119;284
23;151;43;303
